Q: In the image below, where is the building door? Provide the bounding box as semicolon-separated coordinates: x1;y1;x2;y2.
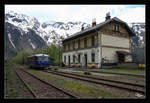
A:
68;55;70;66
84;54;87;68
118;54;125;63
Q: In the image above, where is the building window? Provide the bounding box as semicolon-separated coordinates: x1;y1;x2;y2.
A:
68;44;70;50
78;54;80;63
96;34;98;46
114;25;119;31
64;55;66;63
73;41;75;50
84;38;87;48
73;55;75;63
64;45;66;51
78;39;80;49
91;35;95;47
91;53;95;62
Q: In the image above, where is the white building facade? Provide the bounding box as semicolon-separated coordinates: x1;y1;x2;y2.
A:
62;15;135;69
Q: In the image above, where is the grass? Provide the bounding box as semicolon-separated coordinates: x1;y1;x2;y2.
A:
102;68;145;74
74;67;145;74
27;69;118;98
58;66;145;75
7;88;19;98
5;64;21;98
5;64;15;81
5;63;34;98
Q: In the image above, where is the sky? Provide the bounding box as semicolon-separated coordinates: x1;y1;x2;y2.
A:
5;5;145;24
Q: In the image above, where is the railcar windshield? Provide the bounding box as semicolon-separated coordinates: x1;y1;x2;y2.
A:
38;56;49;61
27;56;37;62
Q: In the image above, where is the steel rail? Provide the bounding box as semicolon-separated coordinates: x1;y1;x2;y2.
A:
61;67;145;77
49;70;145;88
15;69;38;98
43;70;145;95
21;69;82;98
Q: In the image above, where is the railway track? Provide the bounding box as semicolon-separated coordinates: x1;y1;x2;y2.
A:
15;69;81;98
43;70;145;95
48;70;145;87
90;71;145;78
15;69;38;98
62;67;145;78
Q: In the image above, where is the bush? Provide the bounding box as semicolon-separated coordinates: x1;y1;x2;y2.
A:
34;44;62;66
11;50;31;64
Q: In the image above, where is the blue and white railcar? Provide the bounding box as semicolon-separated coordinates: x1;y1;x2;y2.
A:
27;54;50;68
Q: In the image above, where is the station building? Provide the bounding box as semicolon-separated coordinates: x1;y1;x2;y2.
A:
62;13;135;68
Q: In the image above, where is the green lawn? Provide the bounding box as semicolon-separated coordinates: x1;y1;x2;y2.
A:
100;68;145;74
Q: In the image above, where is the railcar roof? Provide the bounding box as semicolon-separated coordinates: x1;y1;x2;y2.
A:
27;54;49;57
35;54;49;57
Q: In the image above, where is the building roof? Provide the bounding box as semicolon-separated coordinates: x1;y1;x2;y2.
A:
62;17;135;42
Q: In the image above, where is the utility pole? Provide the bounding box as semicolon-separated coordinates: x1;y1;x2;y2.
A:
58;39;61;67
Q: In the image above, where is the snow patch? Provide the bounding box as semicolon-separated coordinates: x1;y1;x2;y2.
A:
30;41;35;49
28;38;35;49
8;33;16;49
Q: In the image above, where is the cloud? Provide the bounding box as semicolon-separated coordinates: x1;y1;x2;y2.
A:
5;5;145;24
118;7;145;23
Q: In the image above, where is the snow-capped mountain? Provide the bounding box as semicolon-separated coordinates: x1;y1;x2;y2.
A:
5;10;145;61
5;11;48;58
5;10;90;46
42;21;90;45
5;10;90;58
130;23;145;47
130;23;145;63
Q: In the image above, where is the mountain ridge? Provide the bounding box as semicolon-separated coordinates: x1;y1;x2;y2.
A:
5;10;145;61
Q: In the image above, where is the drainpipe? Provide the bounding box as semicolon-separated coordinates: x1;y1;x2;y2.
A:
94;28;102;69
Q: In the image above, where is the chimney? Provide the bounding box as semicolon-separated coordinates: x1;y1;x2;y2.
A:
92;18;96;27
105;12;111;21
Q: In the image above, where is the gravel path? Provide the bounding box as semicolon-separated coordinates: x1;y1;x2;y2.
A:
16;69;71;98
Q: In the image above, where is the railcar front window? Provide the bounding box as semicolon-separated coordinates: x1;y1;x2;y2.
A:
38;56;49;61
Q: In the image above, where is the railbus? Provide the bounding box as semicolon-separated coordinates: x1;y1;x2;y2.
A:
27;54;50;69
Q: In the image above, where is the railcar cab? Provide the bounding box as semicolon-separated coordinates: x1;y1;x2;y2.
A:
27;54;50;69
